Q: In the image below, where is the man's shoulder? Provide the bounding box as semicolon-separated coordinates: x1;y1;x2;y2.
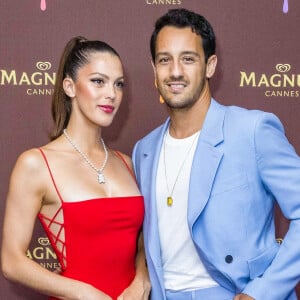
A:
216;100;283;135
221;101;268;123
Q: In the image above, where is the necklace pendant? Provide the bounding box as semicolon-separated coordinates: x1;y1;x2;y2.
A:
167;196;173;206
98;172;105;184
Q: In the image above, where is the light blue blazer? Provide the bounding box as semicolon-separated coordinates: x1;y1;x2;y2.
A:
132;99;300;300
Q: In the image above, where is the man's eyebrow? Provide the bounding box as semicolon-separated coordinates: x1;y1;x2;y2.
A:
180;51;200;57
155;52;170;58
156;51;200;58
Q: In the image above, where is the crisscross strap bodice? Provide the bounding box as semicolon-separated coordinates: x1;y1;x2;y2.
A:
38;148;66;269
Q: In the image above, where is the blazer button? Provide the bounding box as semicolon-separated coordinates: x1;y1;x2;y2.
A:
225;255;233;263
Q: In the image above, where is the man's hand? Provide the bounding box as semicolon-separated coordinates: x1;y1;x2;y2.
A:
234;293;255;300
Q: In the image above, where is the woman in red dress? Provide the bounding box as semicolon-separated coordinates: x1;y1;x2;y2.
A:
1;36;150;300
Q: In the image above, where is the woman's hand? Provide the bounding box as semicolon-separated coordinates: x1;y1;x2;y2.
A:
77;284;113;300
116;276;151;300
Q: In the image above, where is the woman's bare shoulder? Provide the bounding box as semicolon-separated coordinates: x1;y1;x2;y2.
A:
15;148;45;172
7;148;49;200
15;138;63;172
113;150;133;167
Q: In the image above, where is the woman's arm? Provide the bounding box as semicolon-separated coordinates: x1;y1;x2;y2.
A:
1;149;112;300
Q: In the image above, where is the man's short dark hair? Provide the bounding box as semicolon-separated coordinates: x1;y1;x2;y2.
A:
150;8;216;63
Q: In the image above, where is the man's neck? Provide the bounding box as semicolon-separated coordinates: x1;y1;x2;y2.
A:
168;89;211;139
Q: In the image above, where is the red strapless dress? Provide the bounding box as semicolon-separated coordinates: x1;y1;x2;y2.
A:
38;149;144;300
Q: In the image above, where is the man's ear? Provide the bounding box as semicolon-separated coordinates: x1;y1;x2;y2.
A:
151;60;164;104
206;55;217;79
151;60;157;82
63;77;76;98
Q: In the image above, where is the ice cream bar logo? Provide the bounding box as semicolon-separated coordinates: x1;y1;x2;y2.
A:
239;63;300;98
283;0;289;13
0;61;56;96
26;237;60;271
40;0;46;11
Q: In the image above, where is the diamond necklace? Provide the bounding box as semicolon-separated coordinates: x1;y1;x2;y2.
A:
63;129;108;184
163;130;199;206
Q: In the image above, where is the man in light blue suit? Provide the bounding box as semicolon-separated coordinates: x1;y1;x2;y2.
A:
132;8;300;300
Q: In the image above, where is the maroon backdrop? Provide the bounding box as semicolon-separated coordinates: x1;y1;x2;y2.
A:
1;0;299;298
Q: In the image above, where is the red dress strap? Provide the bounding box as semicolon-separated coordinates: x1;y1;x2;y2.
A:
38;148;64;203
114;151;135;179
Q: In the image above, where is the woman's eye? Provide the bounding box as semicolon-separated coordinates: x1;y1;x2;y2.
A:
116;81;125;89
91;78;104;85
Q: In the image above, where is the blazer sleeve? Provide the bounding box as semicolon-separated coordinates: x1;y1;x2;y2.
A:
243;112;300;299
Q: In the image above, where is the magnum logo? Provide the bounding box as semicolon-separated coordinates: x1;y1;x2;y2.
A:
0;61;56;96
240;64;300;98
36;61;52;71
276;63;291;72
27;237;60;271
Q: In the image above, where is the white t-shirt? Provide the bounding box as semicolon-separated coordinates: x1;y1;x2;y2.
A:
156;129;218;291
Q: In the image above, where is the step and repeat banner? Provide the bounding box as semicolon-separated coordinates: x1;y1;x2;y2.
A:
0;0;299;298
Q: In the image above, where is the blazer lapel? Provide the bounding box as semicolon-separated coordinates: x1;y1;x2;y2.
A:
140;119;170;297
188;99;225;228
